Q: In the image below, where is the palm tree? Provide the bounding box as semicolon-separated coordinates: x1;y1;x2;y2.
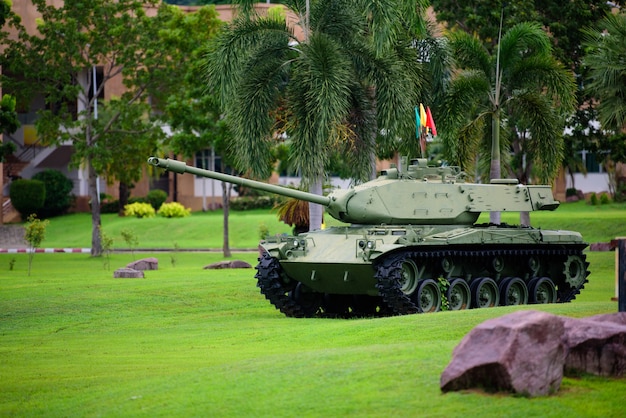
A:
582;11;626;133
438;22;576;225
204;0;430;230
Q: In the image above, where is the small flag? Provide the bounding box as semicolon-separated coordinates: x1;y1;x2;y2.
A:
414;106;420;138
420;103;427;128
426;106;437;136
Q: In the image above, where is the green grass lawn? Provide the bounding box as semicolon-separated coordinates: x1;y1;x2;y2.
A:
1;202;625;417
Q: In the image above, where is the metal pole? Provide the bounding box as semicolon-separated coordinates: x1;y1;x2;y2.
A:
619;239;625;312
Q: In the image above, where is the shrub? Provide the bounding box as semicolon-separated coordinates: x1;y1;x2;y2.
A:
100;200;120;214
124;202;155;218
565;188;578;197
589;193;598;205
129;196;148;204
24;214;49;276
157;202;191;218
33;169;74;218
9;179;45;219
230;195;279;210
600;193;611;204
146;189;168;210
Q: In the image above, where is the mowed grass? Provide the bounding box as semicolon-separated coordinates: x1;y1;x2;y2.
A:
1;201;625;417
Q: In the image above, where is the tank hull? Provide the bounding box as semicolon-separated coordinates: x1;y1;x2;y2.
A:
257;224;589;317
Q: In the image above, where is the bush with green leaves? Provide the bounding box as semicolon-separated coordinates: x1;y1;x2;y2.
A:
124;202;156;218
9;179;45;219
157;202;191;218
32;169;74;218
147;189;168;210
24;214;49;276
230;195;279;211
600;193;611;204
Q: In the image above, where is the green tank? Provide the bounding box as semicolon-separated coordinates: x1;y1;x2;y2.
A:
147;156;589;317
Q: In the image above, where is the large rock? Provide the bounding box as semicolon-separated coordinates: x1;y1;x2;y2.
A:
204;260;252;269
562;313;626;377
114;268;145;278
440;310;566;397
127;257;158;271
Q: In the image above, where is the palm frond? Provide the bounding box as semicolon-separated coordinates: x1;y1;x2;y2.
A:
288;33;353;180
449;30;492;78
203;17;295;105
582;12;626;132
508;91;564;183
498;22;551;71
506;55;577;114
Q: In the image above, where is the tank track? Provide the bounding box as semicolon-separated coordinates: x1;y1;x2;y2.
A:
374;245;589;316
257;246;589;318
255;252;387;318
255;251;313;318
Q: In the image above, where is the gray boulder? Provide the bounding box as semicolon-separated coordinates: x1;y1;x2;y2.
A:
440;310;566;397
204;260;252;269
114;268;145;279
127;257;158;271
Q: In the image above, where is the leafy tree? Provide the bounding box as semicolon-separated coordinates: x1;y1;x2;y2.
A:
0;1;219;256
0;91;20;225
431;0;618;70
159;6;234;256
205;0;430;231
438;22;576;225
581;11;626;199
95;99;163;215
582;11;626;134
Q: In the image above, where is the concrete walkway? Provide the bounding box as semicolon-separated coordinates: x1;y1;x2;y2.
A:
0;224;91;253
0;225;26;249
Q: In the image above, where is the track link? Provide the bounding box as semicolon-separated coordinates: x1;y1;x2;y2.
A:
255;251;312;318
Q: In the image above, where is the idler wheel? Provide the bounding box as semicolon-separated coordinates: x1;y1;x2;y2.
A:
415;279;442;313
470;277;500;308
499;277;529;306
446;278;471;311
528;277;557;304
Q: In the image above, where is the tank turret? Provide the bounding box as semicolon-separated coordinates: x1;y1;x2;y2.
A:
147;157;559;225
147;156;589;318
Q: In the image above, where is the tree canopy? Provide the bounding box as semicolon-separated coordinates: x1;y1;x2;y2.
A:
0;0;222;255
204;0;434;230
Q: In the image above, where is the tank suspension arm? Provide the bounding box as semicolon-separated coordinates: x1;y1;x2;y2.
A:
147;157;331;207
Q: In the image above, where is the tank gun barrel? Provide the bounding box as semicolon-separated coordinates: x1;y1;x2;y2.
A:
147;157;331;206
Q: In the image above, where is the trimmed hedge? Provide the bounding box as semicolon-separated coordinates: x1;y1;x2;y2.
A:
147;189;168;210
230;195;281;211
33;169;74;218
9;179;46;219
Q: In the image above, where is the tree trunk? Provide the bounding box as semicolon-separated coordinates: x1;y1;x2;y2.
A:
489;110;501;225
308;177;323;231
88;157;102;256
222;181;231;258
118;181;130;216
520;211;531;227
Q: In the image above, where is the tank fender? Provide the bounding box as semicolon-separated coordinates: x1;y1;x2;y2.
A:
362;243;406;261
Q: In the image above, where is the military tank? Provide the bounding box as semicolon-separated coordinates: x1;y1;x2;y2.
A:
147;156;589;318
